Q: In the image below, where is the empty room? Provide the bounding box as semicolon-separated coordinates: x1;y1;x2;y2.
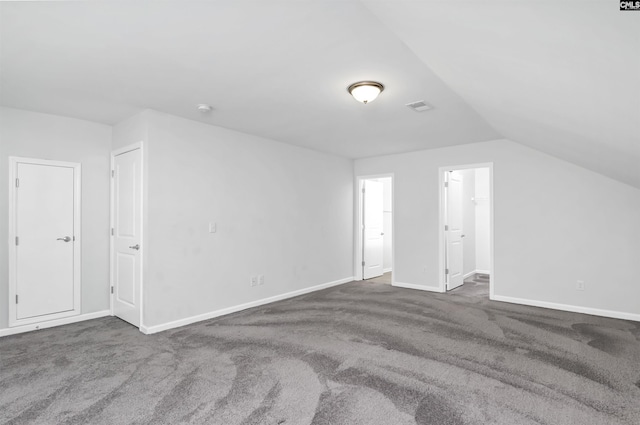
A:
1;1;639;424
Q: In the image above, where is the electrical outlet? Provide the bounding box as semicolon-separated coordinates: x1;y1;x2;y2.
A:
576;280;585;291
258;275;264;285
209;222;217;233
250;276;257;287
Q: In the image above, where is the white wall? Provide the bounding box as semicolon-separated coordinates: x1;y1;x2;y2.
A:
354;139;640;318
0;107;112;330
460;169;476;277
141;111;354;327
381;177;393;271
475;168;490;273
113;111;149;150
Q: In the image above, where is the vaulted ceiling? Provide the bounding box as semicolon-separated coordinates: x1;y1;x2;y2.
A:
363;0;640;188
1;1;638;187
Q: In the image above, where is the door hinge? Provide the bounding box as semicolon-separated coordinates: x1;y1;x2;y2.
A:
445;268;449;275
362;187;365;193
111;228;114;236
15;236;19;246
111;170;114;178
361;261;365;266
444;182;448;188
15;295;18;304
444;225;449;231
15;178;19;188
110;286;114;294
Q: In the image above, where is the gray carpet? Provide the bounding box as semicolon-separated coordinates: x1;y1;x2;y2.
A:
365;271;392;285
454;273;491;298
1;281;639;425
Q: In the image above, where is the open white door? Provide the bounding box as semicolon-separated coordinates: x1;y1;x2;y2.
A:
111;147;142;327
9;158;81;326
446;171;464;290
363;180;384;279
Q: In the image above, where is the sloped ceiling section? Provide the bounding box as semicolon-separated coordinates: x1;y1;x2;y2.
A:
0;0;499;159
363;0;640;188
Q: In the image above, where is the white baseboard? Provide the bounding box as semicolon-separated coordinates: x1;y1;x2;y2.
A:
492;295;640;322
463;270;490;279
463;270;476;279
393;281;444;293
141;276;354;335
383;268;393;273
0;310;111;338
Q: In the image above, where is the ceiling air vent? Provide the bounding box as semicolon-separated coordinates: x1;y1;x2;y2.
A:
405;100;433;112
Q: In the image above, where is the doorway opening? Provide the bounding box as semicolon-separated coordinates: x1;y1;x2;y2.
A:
439;164;493;298
356;174;393;284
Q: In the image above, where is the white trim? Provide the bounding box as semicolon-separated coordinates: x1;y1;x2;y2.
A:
355;173;394;284
463;270;491;279
110;142;145;331
8;157;82;328
354;178;363;280
438;163;494;298
140;276;354;334
383;268;393;273
492;295;640;323
111;143;142;157
0;310;110;338
392;281;444;293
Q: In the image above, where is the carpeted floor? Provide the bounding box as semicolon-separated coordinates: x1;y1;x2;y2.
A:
1;280;639;425
364;271;392;285
455;273;491;298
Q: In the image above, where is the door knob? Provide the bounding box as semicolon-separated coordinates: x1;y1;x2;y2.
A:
129;244;140;250
381;232;385;236
57;236;72;242
461;234;466;238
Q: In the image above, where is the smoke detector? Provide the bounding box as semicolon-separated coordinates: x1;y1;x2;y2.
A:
197;104;213;112
405;100;433;112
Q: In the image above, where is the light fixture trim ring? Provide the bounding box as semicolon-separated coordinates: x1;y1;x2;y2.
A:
347;81;385;96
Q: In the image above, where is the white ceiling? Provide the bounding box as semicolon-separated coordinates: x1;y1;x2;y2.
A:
363;0;640;188
1;1;638;187
0;0;498;158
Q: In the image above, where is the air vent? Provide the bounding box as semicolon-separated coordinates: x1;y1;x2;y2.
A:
405;100;433;112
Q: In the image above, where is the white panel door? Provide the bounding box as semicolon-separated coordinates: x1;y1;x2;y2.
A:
13;161;79;323
363;180;384;279
112;148;142;327
446;171;464;290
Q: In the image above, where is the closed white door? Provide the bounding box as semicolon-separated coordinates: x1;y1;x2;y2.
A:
10;159;80;326
112;148;142;327
363;180;384;279
446;171;464;290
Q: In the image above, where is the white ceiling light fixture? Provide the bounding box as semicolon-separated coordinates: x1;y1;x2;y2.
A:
347;81;384;104
197;103;212;112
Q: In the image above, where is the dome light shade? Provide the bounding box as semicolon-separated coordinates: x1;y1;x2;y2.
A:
348;81;384;104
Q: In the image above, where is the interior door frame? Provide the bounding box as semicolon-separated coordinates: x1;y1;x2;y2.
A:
354;173;394;283
438;162;494;298
8;156;82;327
109;142;145;331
